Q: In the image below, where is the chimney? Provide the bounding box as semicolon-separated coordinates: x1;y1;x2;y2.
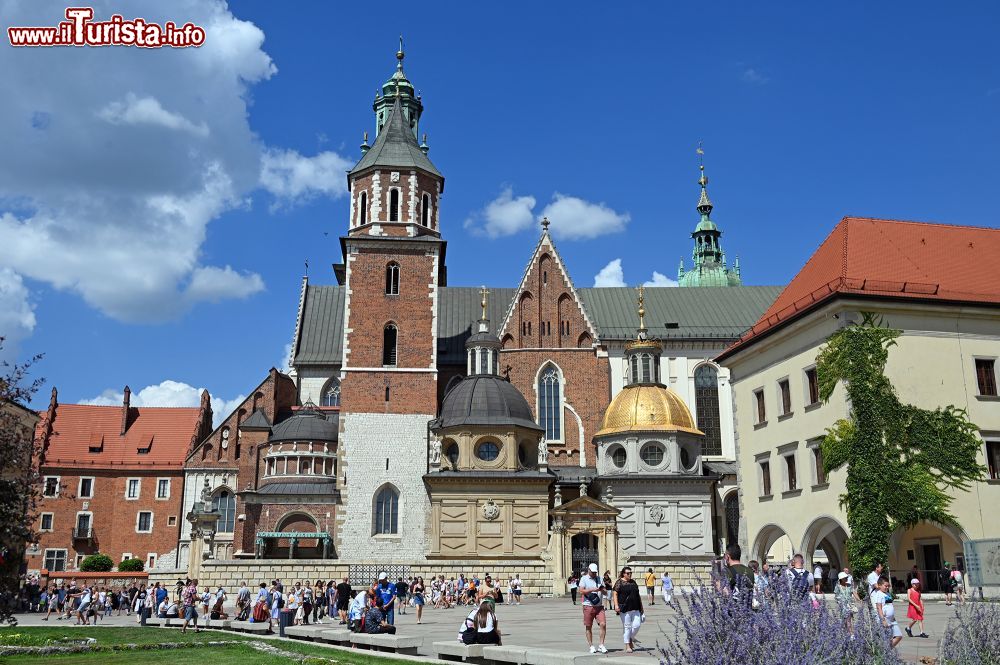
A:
121;385;131;435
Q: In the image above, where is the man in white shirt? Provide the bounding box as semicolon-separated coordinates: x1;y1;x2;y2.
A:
866;562;884;596
660;571;674;604
579;563;607;654
813;563;824;593
870;575;902;649
511;575;522;605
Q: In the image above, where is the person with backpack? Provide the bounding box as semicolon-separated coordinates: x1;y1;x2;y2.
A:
579;563;608;654
785;553;813;600
723;544;755;606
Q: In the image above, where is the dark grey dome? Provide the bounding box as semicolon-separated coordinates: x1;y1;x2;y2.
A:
269;407;338;443
434;375;542;431
465;329;500;350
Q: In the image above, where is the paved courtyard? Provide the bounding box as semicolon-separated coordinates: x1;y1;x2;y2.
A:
10;594;956;662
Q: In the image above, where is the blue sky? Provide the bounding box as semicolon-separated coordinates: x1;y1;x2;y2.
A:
1;0;998;414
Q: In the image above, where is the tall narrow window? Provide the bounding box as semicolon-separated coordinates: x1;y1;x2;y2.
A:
630;355;639;384
695;365;722;456
785;454;797;491
421;193;430;226
779;379;792;415
383;324;398;366
389;188;399;222
538;364;562;441
359;191;368;225
374;485;399;534
385;262;400;295
987;441;1000;480
805;367;819;405
480;349;490;374
322;378;341;407
640;353;652;382
813;447;826;485
976;359;998;396
724;493;740;545
212;490;236;533
754;389;766;423
760;461;772;497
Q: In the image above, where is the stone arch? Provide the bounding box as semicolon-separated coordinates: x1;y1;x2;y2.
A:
799;515;849;572
577;331;592;348
519;292;534;341
751;522;793;565
373;482;401;535
723;490;740;547
501;333;515;351
441;437;460;469
276;510;318;533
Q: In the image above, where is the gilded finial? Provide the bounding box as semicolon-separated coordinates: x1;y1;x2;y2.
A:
397;35;405;67
696;142;713;215
541;216;550;232
480;286;490;320
360;130;370;154
637;285;647;334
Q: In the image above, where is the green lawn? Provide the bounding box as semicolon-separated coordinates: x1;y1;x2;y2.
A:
0;627;407;665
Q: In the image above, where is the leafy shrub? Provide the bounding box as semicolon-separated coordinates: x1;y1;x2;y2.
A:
940;602;1000;664
117;557;144;572
658;571;903;665
78;553;113;572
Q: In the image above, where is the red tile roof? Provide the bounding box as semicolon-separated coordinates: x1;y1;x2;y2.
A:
719;217;1000;359
39;403;201;470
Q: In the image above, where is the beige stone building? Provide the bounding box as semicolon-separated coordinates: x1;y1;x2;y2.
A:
719;217;1000;592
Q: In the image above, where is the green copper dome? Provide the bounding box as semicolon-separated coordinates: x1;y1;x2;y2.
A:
677;158;742;287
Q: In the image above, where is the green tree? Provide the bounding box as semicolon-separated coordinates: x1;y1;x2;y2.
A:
817;313;986;574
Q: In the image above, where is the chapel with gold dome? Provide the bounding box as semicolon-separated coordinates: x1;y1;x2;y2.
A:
593;288;720;569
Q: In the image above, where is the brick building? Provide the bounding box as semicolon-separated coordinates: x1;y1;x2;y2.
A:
28;387;211;572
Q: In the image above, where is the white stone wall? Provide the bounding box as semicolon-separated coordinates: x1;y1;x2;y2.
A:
297;365;339;405
338;413;432;561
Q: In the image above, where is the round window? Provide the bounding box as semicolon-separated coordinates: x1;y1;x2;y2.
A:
640;443;664;466
477;441;500;462
611;445;627;468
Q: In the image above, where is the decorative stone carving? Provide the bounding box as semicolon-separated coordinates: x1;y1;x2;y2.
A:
429;438;441;465
482;498;500;521
554;484;563;507
390;171;400;182
537;443;548;465
649;503;664;526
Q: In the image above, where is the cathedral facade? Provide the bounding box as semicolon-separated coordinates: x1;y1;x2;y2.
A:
169;46;781;591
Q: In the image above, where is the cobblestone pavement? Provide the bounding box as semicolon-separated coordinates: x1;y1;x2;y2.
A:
10;595;959;662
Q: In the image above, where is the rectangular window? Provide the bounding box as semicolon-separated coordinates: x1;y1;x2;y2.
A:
805;367;819;405
75;513;91;535
147;553;157;568
754;389;766;424
78;477;94;499
43;476;59;498
987;441;1000;480
126;478;140;500
43;549;67;572
785;454;798;491
760;461;772;497
156;478;170;499
778;379;792;415
121;552;133;562
168;515;177;527
813;446;826;485
136;511;153;533
976;359;998;396
40;513;53;531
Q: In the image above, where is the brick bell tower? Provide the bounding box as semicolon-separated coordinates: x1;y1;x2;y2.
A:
336;40;444;561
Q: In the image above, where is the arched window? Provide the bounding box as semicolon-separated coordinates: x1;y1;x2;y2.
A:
212;490;236;533
421;193;430;226
538;364;562;441
385;262;400;295
480;349;490;374
630;355;639;384
724;492;740;546
695;365;722;456
389;188;400;222
383;324;398;366
359;191;368;225
374;485;399;535
322;378;341;407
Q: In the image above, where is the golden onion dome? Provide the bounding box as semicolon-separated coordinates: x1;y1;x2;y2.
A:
596;384;703;438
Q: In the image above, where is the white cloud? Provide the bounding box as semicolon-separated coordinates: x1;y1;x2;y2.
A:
98;93;210;137
80;379;245;428
0;0;349;329
742;67;769;85
260;148;353;209
541;193;630;240
644;271;678;288
593;259;626;287
464;186;537;238
0;268;36;363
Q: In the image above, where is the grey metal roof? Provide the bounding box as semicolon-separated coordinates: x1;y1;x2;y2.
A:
576;286;783;341
292;284;780;367
254;480;340;497
438;287;516;363
293;286;345;366
269;408;338;443
551;466;598;482
704;460;739;475
433;375;542;431
349;95;442;178
240;409;271;430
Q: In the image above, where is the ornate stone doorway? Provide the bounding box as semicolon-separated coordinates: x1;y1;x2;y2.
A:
548;495;620;590
571;533;600;577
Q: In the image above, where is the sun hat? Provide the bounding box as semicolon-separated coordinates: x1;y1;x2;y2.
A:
911;578;920;585
378;572;387;580
588;563;599;573
838;572;849;580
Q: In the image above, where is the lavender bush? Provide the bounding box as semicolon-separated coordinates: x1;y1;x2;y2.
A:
657;572;903;665
939;601;1000;664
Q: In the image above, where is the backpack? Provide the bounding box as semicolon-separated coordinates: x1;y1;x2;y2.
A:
277;594;285;609
789;568;811;596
